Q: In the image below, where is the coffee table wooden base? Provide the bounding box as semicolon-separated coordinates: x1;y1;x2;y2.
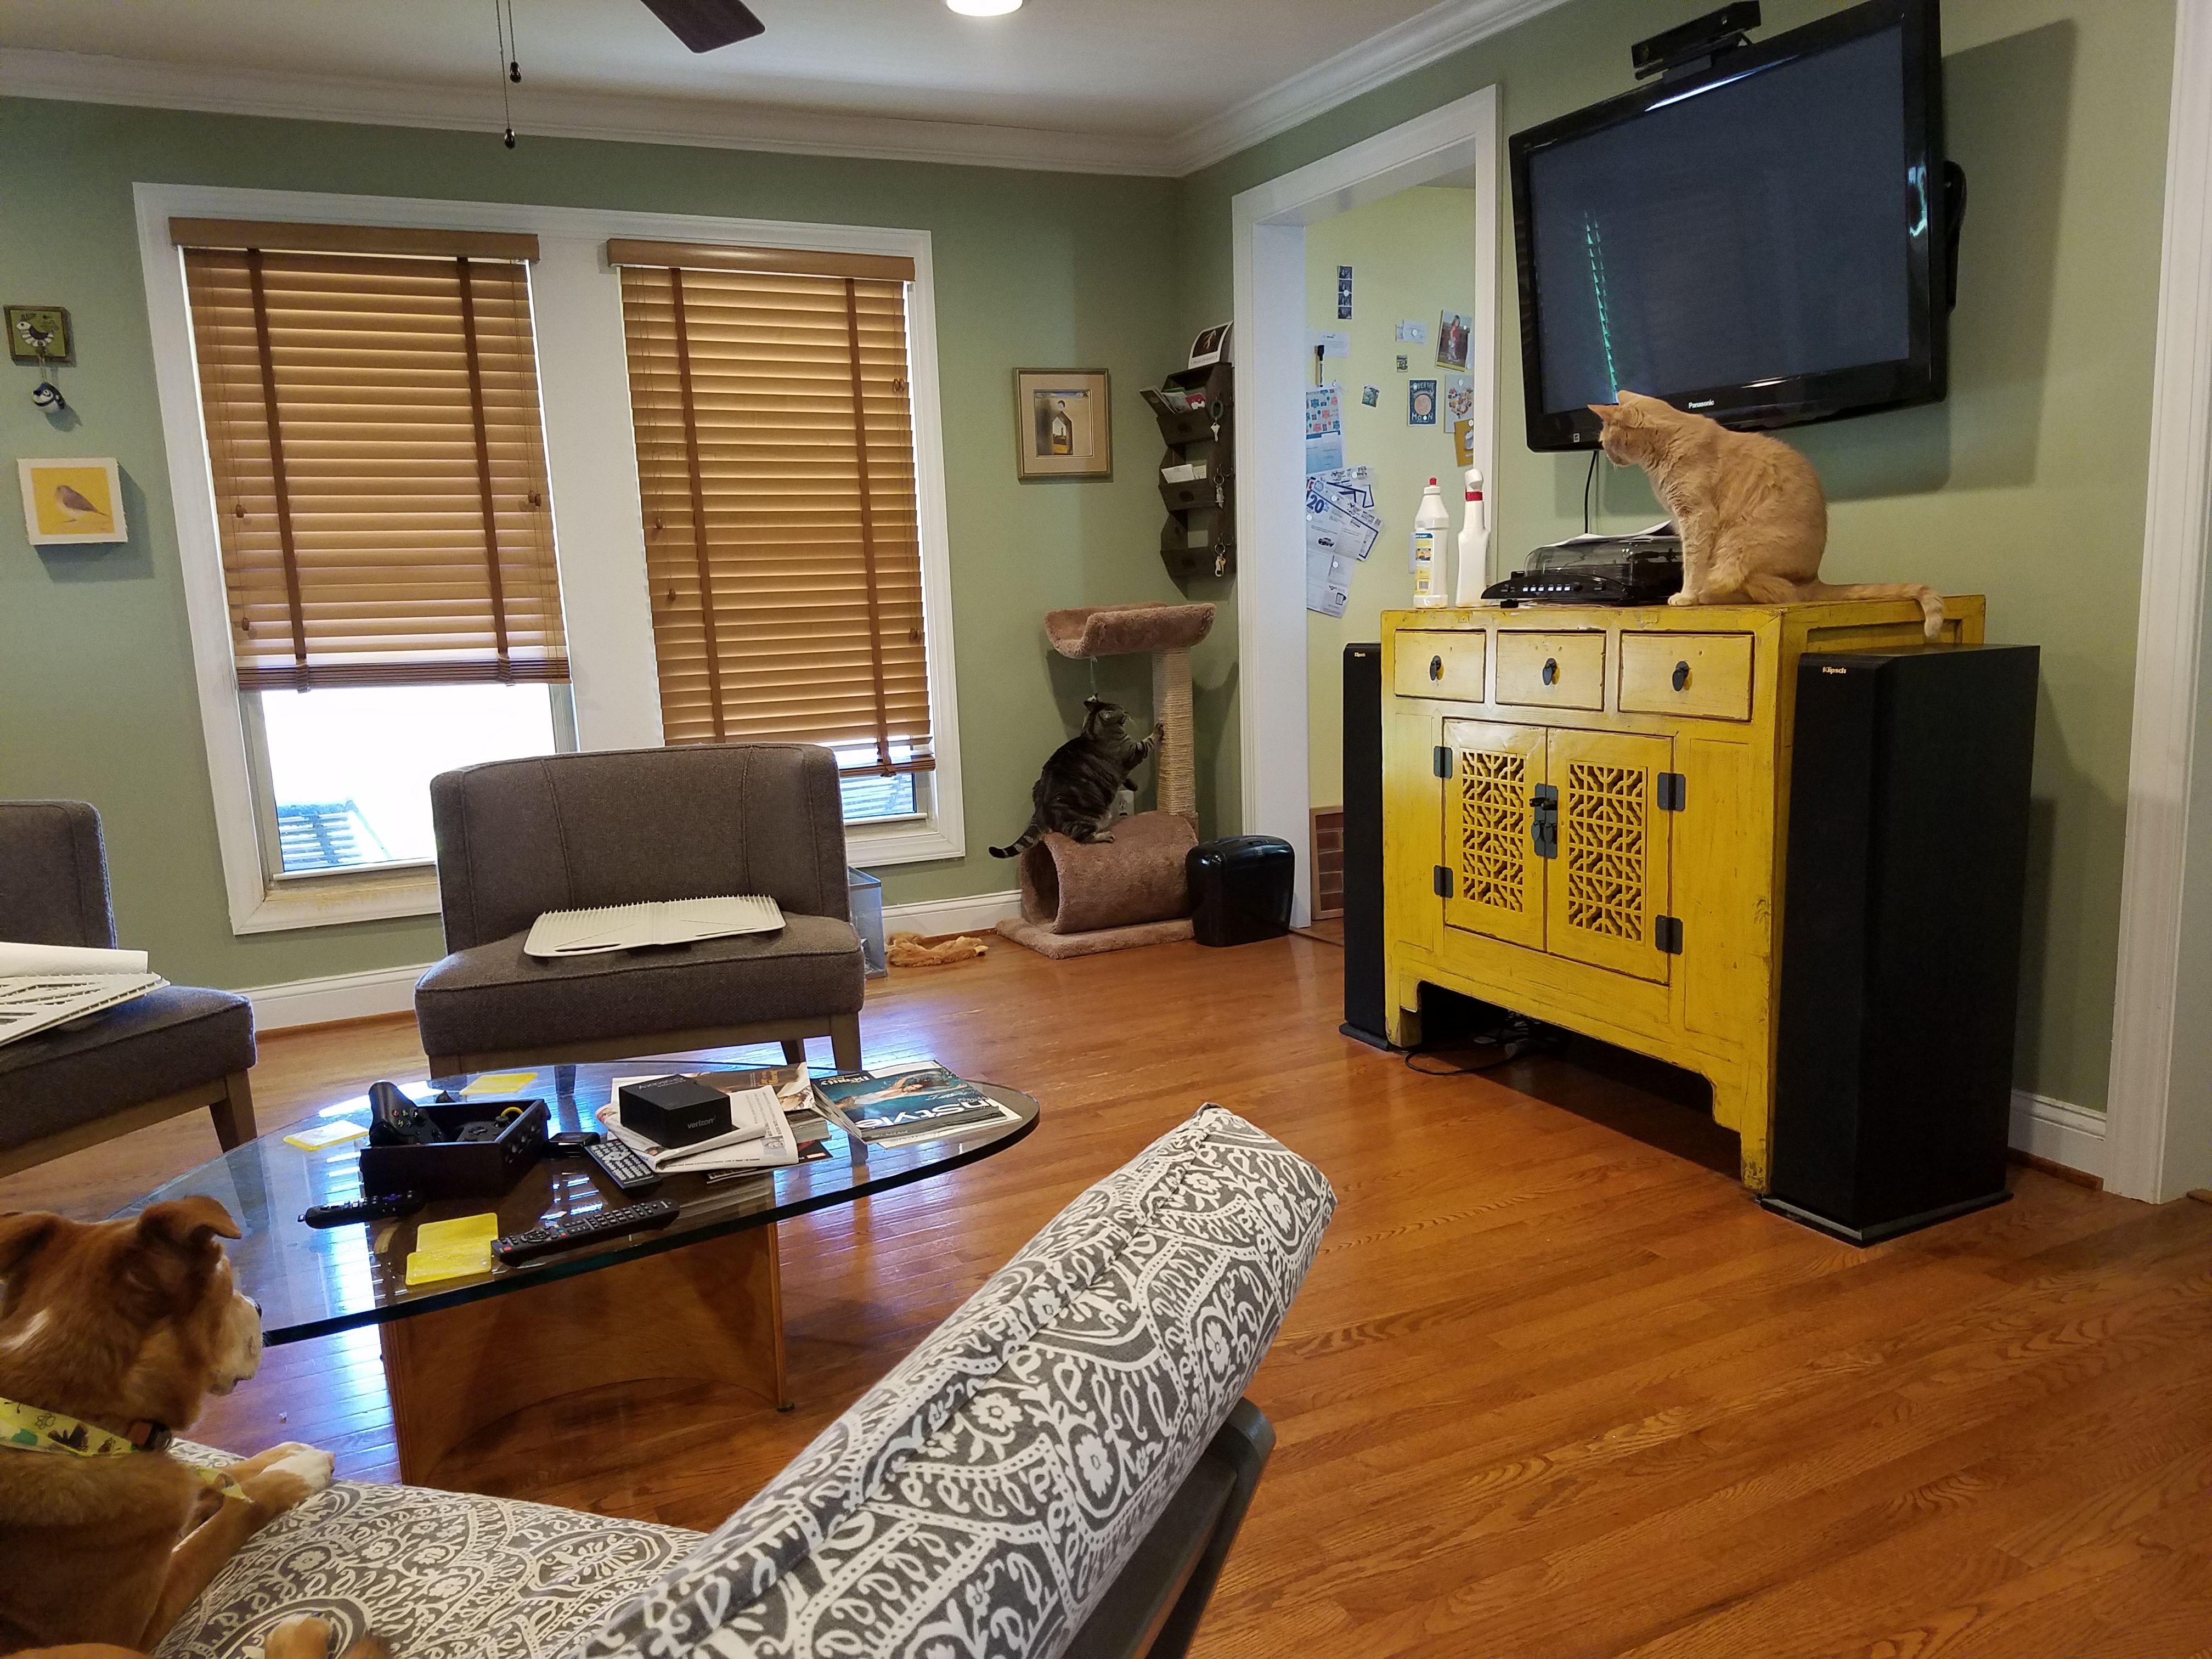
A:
380;1223;789;1489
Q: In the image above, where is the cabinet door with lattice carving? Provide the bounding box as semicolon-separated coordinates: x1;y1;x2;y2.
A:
1544;728;1673;983
1441;719;1547;951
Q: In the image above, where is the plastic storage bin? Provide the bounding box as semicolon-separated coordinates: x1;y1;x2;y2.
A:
1187;836;1295;947
848;868;887;978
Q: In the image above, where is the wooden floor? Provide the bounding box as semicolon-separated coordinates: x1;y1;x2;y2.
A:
8;935;2211;1656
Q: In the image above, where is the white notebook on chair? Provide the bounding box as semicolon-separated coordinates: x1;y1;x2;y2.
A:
524;895;785;959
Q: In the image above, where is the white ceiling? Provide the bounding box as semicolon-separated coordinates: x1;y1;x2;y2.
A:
0;0;1565;175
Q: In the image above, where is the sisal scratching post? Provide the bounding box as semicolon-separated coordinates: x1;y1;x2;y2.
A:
997;602;1217;958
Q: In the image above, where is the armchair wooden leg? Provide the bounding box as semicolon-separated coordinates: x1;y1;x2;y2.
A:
208;1070;257;1150
828;1013;862;1073
780;1039;808;1065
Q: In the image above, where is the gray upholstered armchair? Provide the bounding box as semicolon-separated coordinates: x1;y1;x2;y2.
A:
413;744;867;1077
0;800;256;1177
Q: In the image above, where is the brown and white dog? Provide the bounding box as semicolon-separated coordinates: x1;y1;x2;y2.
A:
0;1199;381;1658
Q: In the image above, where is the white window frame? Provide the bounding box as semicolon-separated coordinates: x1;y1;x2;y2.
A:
136;183;966;935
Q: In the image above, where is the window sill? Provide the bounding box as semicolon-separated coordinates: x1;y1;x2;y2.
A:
847;815;965;868
234;865;443;935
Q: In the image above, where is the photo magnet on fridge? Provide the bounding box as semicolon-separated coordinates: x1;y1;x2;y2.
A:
1407;380;1437;426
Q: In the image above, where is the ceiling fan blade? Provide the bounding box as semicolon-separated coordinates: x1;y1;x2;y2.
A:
637;0;765;52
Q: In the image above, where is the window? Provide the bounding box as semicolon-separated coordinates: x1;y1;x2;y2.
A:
143;188;964;932
174;218;572;883
611;241;934;821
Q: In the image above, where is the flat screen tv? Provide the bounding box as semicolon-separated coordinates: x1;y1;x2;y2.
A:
1509;0;1953;452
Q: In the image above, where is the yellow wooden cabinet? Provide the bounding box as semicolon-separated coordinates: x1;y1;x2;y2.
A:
1381;595;1985;1190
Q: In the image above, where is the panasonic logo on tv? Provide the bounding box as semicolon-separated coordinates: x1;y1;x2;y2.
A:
1688;399;1716;409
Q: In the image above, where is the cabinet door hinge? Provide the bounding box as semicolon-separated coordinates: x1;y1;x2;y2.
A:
1531;783;1559;859
1655;915;1683;953
1656;771;1687;812
1433;745;1452;779
1433;864;1452;898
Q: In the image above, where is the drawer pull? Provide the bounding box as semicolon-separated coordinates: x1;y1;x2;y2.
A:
1430;654;1443;681
1542;657;1559;685
1672;660;1690;692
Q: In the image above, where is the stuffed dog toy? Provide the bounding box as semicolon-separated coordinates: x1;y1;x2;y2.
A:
0;1199;381;1657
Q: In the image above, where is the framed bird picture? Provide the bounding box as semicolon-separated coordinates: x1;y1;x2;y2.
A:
19;458;126;545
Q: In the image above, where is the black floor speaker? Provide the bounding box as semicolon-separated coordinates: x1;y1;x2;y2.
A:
1763;644;2040;1245
1340;644;1391;1048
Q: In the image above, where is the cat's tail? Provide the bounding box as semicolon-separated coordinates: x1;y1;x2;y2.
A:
1802;581;1944;642
989;824;1040;860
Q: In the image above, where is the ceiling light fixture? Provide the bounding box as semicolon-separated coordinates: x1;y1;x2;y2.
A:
946;0;1022;15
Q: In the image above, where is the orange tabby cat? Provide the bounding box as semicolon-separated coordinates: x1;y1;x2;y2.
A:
1589;390;1942;641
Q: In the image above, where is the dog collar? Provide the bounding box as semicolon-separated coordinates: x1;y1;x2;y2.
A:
0;1395;247;1502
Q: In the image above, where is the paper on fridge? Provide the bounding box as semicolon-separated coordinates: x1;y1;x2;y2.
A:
1305;535;1351;619
1307;476;1383;563
1311;464;1375;515
1304;382;1345;477
0;941;148;974
525;895;783;958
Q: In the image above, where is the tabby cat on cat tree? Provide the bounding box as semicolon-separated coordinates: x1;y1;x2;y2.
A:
1589;389;1943;641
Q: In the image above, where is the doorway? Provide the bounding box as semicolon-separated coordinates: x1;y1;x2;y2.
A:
1231;86;1500;923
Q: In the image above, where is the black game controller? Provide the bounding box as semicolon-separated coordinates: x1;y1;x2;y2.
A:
366;1080;445;1147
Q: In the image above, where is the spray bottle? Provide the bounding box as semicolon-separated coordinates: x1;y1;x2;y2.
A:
1412;477;1449;607
1453;467;1489;606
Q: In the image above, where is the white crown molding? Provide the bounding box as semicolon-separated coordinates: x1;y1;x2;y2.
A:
0;1;1568;180
1172;0;1570;173
0;47;1181;176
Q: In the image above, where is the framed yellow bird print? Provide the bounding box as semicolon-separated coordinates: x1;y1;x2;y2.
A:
18;458;126;546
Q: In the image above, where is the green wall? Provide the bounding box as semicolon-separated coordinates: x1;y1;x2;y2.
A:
1303;186;1480;809
1175;0;2174;1113
0;98;1183;990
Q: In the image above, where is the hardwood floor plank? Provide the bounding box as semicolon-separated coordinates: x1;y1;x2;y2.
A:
5;938;2209;1653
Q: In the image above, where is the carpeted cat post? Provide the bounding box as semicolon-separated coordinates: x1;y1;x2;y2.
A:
997;601;1215;958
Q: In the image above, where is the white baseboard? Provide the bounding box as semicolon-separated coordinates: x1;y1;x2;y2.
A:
882;888;1022;936
241;888;1026;1032
2009;1090;2107;1182
244;962;424;1031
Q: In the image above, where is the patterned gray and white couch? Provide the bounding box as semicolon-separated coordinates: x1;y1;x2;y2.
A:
156;1105;1335;1659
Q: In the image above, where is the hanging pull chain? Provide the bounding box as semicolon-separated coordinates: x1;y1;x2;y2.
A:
494;0;520;146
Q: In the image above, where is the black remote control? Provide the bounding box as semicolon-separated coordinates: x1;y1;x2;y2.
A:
585;1135;663;1193
491;1198;679;1265
301;1190;425;1228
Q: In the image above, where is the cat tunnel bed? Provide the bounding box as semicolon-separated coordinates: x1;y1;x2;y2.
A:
998;601;1216;960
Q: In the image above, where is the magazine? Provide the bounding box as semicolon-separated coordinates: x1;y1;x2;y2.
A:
814;1063;1011;1142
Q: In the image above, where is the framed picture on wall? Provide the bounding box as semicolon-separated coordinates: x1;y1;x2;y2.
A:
18;457;127;545
1014;369;1111;480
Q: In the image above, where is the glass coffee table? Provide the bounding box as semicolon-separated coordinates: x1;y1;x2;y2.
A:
121;1059;1037;1491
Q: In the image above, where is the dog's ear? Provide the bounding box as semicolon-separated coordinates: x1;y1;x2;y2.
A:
0;1211;62;1282
137;1197;242;1251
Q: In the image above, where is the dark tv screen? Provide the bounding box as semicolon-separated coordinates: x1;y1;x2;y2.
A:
1510;0;1947;451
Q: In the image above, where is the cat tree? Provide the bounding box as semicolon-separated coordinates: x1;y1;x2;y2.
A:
997;601;1215;958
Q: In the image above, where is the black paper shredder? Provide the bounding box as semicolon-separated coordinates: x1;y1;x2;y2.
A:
1187;836;1295;947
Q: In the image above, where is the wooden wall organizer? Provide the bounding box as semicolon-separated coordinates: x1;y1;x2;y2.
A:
1144;363;1234;580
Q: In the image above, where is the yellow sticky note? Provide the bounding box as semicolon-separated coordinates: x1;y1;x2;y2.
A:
461;1071;538;1096
284;1119;368;1150
403;1212;500;1286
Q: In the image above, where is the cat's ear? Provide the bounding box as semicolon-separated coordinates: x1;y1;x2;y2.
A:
1588;400;1619;424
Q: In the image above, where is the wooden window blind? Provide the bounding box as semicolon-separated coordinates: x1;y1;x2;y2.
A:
177;227;565;691
614;250;931;774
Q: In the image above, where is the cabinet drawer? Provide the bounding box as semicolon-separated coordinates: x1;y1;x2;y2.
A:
1495;631;1606;710
1395;630;1486;700
1619;633;1753;721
